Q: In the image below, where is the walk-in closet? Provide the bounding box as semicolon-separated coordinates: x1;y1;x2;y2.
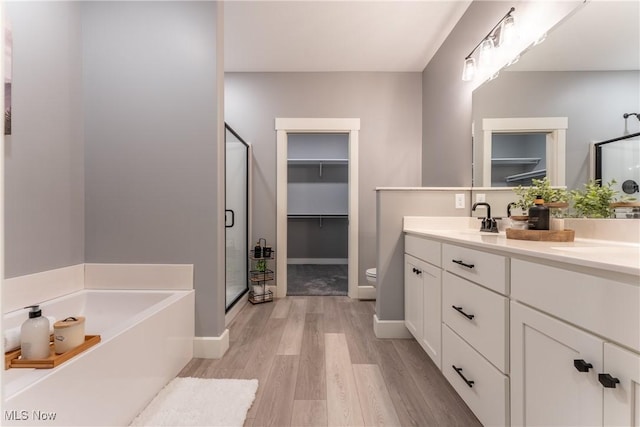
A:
490;133;547;186
287;133;349;295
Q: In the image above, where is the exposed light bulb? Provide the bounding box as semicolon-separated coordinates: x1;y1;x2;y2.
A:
462;57;476;82
478;38;495;68
500;15;516;47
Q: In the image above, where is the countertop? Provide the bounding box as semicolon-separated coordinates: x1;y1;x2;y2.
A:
403;217;640;277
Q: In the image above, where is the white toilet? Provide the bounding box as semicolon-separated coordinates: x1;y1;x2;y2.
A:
366;268;377;287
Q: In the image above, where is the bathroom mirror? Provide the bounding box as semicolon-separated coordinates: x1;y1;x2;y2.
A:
471;0;640;191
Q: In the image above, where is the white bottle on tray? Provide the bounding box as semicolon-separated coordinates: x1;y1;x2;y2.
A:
20;305;51;359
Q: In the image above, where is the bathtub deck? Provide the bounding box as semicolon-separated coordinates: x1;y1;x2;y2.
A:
179;296;481;427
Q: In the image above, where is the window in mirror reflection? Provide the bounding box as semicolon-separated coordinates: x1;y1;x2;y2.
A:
491;133;546;187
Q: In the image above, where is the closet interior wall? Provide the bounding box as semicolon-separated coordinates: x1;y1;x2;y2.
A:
287;133;349;264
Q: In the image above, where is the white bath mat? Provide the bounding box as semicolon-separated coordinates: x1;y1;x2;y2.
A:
130;377;258;427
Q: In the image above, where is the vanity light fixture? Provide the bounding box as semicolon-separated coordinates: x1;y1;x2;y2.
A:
462;7;516;82
623;112;640;135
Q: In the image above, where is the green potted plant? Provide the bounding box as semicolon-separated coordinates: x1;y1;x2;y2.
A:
255;259;267;272
569;179;619;218
512;177;569;214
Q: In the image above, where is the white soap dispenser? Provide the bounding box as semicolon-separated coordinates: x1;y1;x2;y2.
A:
20;305;51;359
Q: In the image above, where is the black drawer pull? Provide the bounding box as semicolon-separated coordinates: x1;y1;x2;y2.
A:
452;305;475;320
574;359;593;372
452;259;475;269
598;373;620;388
452;365;474;388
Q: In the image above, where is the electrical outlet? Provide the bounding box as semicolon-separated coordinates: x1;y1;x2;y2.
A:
455;193;465;209
475;193;486;203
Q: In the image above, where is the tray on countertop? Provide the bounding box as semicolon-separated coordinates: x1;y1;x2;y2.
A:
5;335;101;370
506;228;575;242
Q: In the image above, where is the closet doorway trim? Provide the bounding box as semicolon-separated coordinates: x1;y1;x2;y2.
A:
275;118;360;298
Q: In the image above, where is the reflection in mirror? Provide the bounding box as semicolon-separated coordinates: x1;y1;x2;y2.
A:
594;132;640;197
472;1;640;190
479;117;567;188
491;133;546;187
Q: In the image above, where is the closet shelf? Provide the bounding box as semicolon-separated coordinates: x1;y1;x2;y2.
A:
505;169;547;183
287;213;348;218
287;158;348;165
492;157;541;165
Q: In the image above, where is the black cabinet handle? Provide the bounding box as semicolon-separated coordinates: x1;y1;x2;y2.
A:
573;359;593;372
452;305;475;320
452;259;475;269
452;365;474;388
412;268;421;275
598;373;620;388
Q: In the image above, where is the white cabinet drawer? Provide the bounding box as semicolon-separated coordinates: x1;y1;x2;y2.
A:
442;243;507;294
512;259;640;352
443;272;508;372
405;234;441;267
442;324;509;427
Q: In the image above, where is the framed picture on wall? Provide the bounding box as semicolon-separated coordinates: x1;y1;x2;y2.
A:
5;22;12;136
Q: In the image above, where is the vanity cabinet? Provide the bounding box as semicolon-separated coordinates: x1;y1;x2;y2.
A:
442;271;508;372
511;258;640;427
442;324;509;427
510;301;604;426
404;235;442;368
403;229;639;426
603;342;640;426
441;243;509;426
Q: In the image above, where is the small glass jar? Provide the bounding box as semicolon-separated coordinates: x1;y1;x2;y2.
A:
510;216;529;230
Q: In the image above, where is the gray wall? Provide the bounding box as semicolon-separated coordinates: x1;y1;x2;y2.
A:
375;189;471;321
421;2;507;187
4;2;85;278
225;72;422;285
82;1;225;337
473;71;640;190
287;218;348;259
421;0;580;187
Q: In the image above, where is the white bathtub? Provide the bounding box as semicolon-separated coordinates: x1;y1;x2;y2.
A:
3;289;194;426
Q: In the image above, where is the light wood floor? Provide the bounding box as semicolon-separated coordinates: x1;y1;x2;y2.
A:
179;296;482;427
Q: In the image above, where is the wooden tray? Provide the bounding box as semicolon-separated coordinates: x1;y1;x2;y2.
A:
5;335;101;369
506;228;575;242
610;202;640;208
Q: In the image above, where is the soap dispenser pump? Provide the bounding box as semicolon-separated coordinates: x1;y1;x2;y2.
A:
528;196;550;230
20;305;51;360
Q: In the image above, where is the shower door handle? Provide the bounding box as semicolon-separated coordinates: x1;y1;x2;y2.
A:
225;209;235;228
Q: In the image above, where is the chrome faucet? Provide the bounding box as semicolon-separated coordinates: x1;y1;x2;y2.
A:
472;202;498;233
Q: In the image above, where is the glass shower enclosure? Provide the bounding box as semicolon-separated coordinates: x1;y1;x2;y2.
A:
594;131;640;197
225;124;250;311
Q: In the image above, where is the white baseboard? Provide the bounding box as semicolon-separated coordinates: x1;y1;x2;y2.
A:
287;258;348;265
358;285;376;300
193;329;229;359
373;314;412;339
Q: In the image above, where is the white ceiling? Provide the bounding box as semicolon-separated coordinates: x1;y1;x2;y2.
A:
508;0;640;72
223;0;472;72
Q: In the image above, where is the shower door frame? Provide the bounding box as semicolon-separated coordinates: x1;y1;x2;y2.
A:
276;118;360;299
225;123;252;313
